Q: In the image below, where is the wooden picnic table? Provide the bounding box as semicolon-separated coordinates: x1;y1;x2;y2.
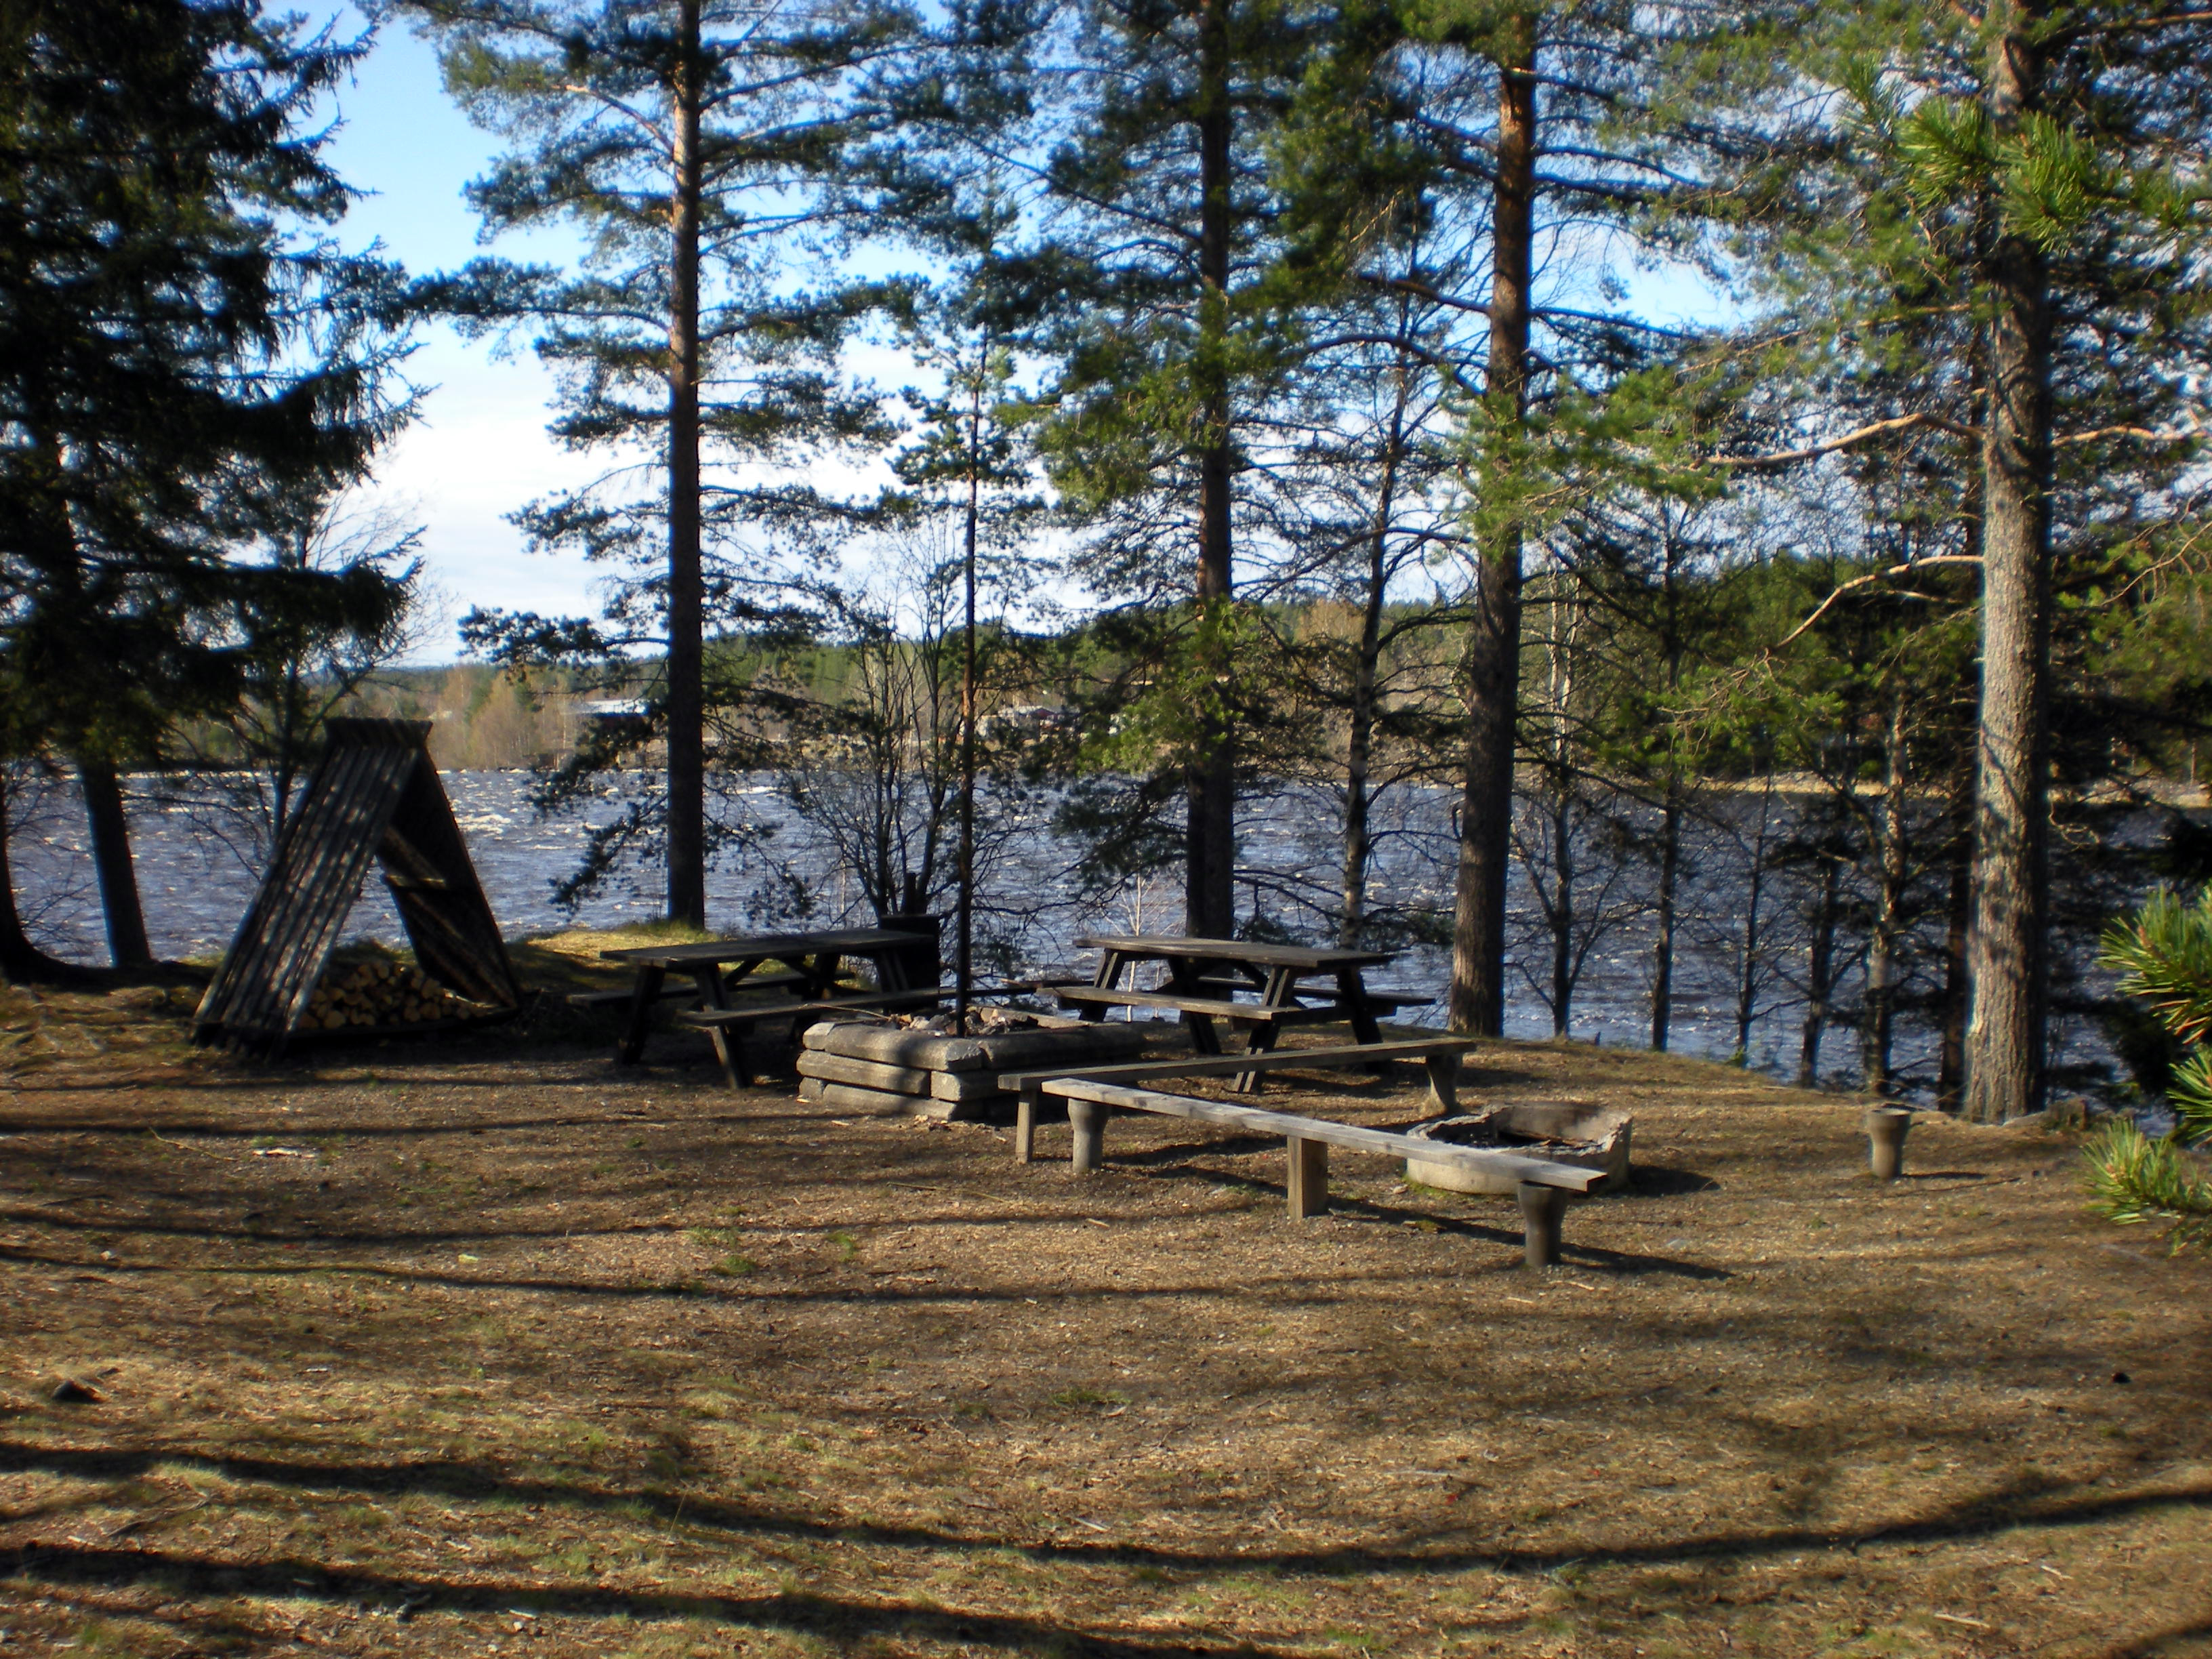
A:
600;926;938;1067
1052;933;1425;1089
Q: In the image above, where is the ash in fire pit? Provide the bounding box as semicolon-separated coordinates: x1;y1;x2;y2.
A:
1405;1102;1633;1195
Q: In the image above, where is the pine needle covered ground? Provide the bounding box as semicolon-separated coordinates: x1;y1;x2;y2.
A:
1;953;2207;1658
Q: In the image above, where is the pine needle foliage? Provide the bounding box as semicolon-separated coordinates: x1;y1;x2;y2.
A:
2082;1122;2212;1254
2086;888;2212;1250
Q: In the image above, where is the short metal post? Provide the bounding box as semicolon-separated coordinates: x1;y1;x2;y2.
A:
1517;1182;1567;1268
1069;1098;1105;1174
1286;1135;1329;1219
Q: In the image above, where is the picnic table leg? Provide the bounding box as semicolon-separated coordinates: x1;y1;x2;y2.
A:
705;1026;745;1091
1337;965;1386;1048
1068;1099;1106;1174
1517;1183;1568;1268
1073;949;1122;1023
1164;960;1224;1055
1233;967;1294;1091
617;966;666;1065
1286;1135;1328;1219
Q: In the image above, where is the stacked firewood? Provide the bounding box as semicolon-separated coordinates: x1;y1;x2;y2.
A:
303;959;483;1030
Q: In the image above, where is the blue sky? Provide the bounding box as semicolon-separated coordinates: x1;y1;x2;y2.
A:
325;15;597;663
320;12;1736;665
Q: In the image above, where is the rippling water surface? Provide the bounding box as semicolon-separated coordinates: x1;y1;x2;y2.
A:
9;768;2122;1095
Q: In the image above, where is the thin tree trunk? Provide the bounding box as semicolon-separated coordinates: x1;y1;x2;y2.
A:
1798;855;1839;1090
1734;780;1774;1061
956;352;983;1030
1341;309;1413;947
1862;692;1911;1093
1448;8;1536;1034
0;779;92;983
1962;0;2053;1124
1652;773;1681;1052
1938;794;1973;1111
663;0;708;930
1549;781;1574;1036
78;760;151;969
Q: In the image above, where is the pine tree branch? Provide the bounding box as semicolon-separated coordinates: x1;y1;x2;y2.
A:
1773;556;1984;649
2053;422;2209;447
1710;411;1976;471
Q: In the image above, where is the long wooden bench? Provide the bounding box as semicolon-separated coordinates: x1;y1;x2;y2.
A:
1027;1070;1595;1267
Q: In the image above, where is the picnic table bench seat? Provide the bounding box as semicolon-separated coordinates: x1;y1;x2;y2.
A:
1045;983;1336;1023
1168;977;1432;1011
566;970;807;1011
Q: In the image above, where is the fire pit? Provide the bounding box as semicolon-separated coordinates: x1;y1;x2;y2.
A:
1404;1102;1633;1195
798;1009;1147;1121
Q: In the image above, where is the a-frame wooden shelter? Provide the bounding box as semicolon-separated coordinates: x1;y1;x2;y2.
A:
194;718;523;1052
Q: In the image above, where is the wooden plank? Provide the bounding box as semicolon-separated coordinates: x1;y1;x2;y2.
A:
1000;1038;1474;1092
682;987;950;1029
1050;985;1277;1022
1076;935;1394;970
600;927;935;966
1040;1079;1601;1193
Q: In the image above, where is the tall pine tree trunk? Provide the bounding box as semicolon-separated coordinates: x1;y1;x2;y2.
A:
663;0;708;930
78;760;150;969
1185;0;1237;938
1448;8;1536;1033
1341;321;1412;947
1963;1;2053;1124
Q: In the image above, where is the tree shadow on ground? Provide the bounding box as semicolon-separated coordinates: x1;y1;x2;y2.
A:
7;1542;1286;1658
6;1436;2207;1586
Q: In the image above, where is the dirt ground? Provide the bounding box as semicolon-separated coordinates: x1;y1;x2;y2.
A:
2;952;2209;1659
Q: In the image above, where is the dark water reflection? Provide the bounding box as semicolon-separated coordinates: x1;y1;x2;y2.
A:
9;769;2128;1100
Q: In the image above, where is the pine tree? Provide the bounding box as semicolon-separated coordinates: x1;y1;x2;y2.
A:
0;0;414;974
408;0;914;927
1704;0;2212;1118
1031;0;1324;937
1277;0;1735;1032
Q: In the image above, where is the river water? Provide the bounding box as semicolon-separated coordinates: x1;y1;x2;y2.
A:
8;767;2127;1099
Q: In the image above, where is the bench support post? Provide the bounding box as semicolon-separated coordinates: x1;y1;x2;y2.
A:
1068;1099;1105;1174
1286;1135;1328;1219
1422;1052;1460;1113
1015;1084;1042;1164
1517;1183;1568;1267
